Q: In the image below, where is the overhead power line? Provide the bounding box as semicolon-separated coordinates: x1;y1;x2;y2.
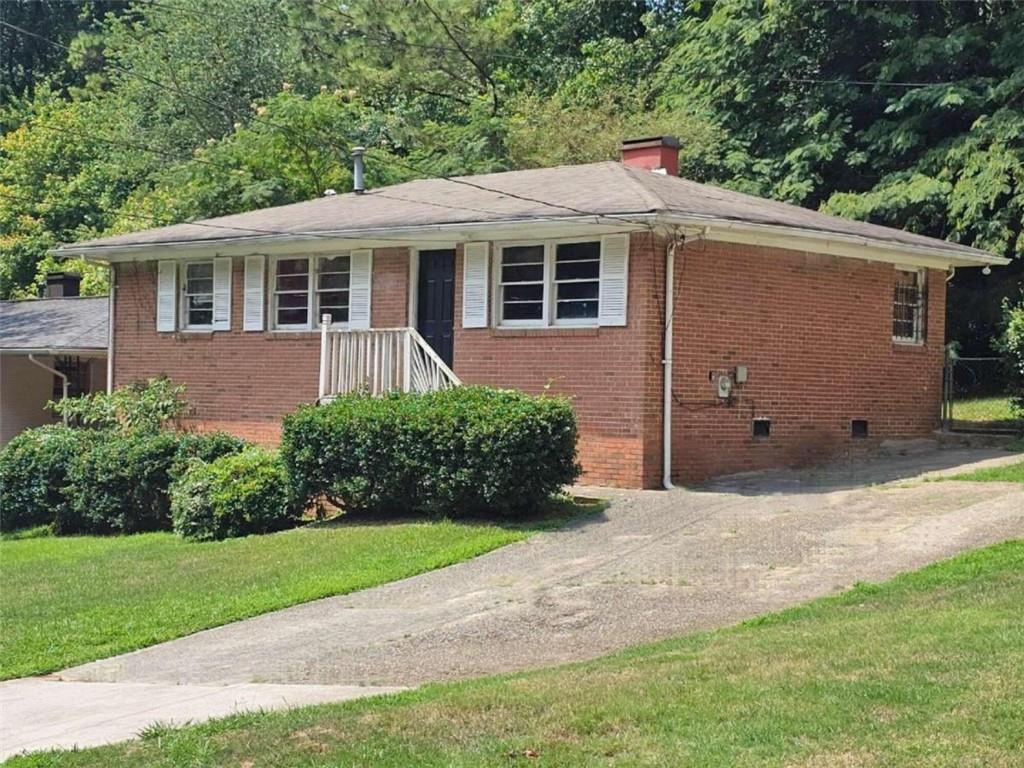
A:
1;19;652;235
0;188;436;246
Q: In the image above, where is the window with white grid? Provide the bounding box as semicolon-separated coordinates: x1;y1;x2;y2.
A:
182;261;214;329
498;244;546;324
893;268;926;343
273;257;311;329
553;241;600;322
316;255;351;324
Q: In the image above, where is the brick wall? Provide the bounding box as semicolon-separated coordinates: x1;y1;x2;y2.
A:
452;234;665;488
112;235;946;488
669;241;946;482
112;252;410;444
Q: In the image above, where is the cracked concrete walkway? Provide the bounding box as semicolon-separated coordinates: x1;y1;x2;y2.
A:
3;447;1023;758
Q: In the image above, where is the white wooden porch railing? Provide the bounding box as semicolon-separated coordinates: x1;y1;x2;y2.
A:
318;315;461;401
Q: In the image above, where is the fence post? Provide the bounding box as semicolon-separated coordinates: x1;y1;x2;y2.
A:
318;313;331;401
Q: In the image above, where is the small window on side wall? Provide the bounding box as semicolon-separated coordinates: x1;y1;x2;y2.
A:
893;268;926;343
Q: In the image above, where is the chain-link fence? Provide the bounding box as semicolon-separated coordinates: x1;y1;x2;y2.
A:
943;356;1024;433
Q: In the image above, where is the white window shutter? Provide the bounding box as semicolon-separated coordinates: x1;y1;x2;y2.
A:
598;234;629;327
156;260;177;332
212;257;232;331
348;249;373;329
461;242;489;328
243;255;265;331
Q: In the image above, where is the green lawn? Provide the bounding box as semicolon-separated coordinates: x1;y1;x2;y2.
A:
944;459;1024;483
0;506;590;680
12;541;1024;767
950;395;1023;426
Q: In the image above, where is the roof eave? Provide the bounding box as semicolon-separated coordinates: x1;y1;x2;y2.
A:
661;214;1009;269
53;214;659;262
1;347;108;356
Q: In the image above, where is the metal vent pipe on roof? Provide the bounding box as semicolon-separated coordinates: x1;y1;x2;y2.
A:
352;146;365;194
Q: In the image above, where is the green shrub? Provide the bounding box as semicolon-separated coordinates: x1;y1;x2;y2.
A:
49;377;188;432
997;298;1024;417
1;424;248;536
0;426;98;533
171;447;293;541
67;431;182;534
173;431;248;475
281;386;580;517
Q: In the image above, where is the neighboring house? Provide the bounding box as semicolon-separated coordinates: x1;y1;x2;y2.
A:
55;137;1006;487
0;274;109;445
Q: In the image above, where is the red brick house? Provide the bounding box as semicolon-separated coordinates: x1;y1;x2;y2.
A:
57;137;1005;488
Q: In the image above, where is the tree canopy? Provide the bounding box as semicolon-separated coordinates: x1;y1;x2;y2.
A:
1;0;1021;349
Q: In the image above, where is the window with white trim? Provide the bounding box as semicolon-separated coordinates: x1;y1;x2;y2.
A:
271;254;354;329
893;268;926;343
553;241;600;321
497;240;603;326
182;261;214;329
498;244;546;324
273;257;311;328
315;255;351;324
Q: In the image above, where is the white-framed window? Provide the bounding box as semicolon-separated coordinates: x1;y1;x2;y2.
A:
553;240;600;322
893;267;926;343
498;243;547;325
270;254;355;329
181;260;214;329
315;254;351;324
495;239;604;327
272;256;312;329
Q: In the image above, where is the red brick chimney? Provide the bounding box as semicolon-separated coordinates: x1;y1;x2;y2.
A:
620;136;680;176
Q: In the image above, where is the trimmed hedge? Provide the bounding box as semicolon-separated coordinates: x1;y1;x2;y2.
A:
67;430;248;535
0;426;98;533
0;428;247;535
68;431;182;534
171;447;293;541
281;386;580;517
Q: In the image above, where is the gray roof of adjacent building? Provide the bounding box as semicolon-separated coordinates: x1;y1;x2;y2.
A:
56;161;1001;263
0;296;109;353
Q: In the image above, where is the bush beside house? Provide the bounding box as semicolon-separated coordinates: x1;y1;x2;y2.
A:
0;379;249;536
171;447;292;541
998;298;1024;417
281;387;580;517
2;381;580;539
0;425;99;533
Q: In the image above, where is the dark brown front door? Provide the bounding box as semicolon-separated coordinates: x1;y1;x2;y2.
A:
417;249;455;368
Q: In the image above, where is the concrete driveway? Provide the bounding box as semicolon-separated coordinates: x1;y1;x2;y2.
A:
3;446;1023;758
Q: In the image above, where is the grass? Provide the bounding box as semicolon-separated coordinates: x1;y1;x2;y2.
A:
10;540;1024;767
0;500;597;680
950;396;1023;426
943;460;1024;483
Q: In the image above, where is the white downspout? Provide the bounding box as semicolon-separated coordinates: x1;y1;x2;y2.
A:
29;354;68;425
662;237;676;490
107;264;115;394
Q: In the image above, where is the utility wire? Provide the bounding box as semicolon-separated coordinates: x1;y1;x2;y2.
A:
0;188;439;245
1;19;652;234
0;19;350;167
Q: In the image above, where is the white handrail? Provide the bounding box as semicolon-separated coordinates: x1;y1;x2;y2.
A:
318;316;460;401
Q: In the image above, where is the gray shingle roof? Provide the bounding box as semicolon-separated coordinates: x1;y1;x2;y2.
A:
0;297;109;352
59;161;994;260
